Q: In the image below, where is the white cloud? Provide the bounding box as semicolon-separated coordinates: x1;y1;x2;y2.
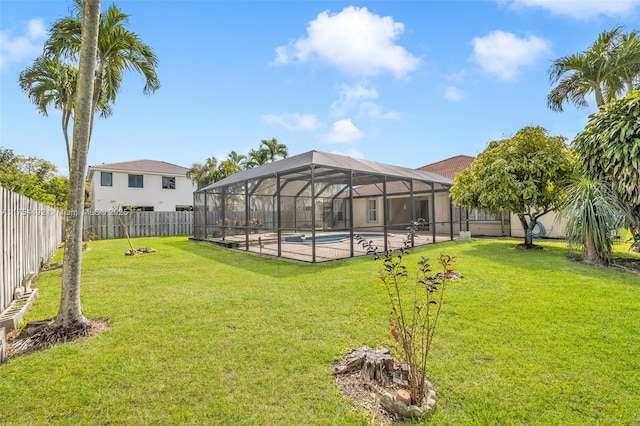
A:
330;83;401;120
470;30;550;81
445;70;466;83
358;102;402;120
272;6;421;79
444;86;465;101
502;0;640;20
326;119;365;143
330;83;379;115
0;19;47;72
262;113;322;131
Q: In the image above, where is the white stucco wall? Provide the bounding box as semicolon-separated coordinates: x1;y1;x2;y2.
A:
510;210;567;239
352;197;383;229
91;171;196;212
352;193;454;232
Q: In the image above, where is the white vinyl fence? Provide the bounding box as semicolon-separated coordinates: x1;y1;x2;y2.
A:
83;210;193;240
0;187;62;313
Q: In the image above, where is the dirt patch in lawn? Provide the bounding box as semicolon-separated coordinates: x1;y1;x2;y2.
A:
612;258;640;273
5;318;111;360
333;347;432;425
335;370;400;425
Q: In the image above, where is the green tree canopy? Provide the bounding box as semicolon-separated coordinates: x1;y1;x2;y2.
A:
573;90;640;250
450;126;574;247
187;157;221;190
259;137;288;162
244;148;269;169
0;147;69;209
189;140;289;187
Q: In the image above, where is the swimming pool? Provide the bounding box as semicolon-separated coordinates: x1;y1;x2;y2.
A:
284;233;383;244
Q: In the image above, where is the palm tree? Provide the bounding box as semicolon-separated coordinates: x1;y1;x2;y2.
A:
243;148;269;169
18;56;111;168
224;151;246;175
557;177;625;265
19;57;76;167
58;0;101;330
217;160;241;181
44;0;159;138
187;157;220;189
547;26;640;112
616;31;640;93
260;138;288;162
227;150;246;169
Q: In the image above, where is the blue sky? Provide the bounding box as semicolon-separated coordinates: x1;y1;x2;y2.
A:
1;0;639;174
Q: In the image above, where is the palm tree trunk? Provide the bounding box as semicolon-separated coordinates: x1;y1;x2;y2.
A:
57;0;100;328
88;63;105;145
583;232;603;264
625;79;634;94
62;108;72;169
594;86;606;108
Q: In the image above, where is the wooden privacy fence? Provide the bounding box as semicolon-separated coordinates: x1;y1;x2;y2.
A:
83;210;193;240
0;187;62;313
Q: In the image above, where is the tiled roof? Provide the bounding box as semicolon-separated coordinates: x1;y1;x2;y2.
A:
89;159;190;176
417;155;475;180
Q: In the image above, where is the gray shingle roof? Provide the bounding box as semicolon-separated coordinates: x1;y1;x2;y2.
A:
89;159;190;176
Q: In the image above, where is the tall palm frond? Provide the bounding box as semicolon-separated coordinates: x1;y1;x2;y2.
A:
227;151;246;168
44;2;159;131
260;138;288;162
615;31;640;93
187;157;220;189
19;56;77;167
547;25;638;112
244;149;269;168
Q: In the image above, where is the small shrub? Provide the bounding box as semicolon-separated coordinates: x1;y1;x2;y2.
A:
355;219;459;406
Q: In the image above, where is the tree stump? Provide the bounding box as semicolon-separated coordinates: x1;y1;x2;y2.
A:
333;346;394;385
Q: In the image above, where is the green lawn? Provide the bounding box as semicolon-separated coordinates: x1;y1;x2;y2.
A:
1;236;639;425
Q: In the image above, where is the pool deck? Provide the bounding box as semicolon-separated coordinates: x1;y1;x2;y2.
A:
208;231;453;262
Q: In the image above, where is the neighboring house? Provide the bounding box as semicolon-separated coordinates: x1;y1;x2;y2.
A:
87;159;197;212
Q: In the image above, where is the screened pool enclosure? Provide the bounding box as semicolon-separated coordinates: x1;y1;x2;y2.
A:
193;151;455;263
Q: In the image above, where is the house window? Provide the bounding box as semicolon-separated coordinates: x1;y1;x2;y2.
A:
100;172;112;186
453;207;502;222
367;199;377;222
176;205;193;212
335;199;345;222
162;176;176;189
128;174;143;188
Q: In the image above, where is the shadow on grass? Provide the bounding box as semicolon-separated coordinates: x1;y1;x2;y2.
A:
448;236;640;282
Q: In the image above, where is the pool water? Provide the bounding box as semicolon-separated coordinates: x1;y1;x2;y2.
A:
284;233;383;244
